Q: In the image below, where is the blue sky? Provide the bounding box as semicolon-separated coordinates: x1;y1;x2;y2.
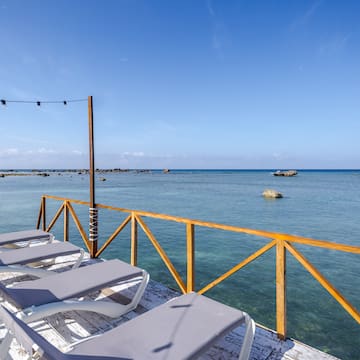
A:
1;0;359;169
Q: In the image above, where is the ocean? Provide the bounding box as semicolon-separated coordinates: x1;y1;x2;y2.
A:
1;169;359;359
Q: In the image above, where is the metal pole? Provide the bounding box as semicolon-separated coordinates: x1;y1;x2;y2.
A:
88;96;98;257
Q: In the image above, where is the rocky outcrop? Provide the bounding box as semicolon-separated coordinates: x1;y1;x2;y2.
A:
273;170;297;177
262;189;283;198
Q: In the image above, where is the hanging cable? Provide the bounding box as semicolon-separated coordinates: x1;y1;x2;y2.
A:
0;98;87;106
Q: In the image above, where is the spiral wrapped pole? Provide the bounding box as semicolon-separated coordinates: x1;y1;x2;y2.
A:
88;96;98;257
89;207;99;243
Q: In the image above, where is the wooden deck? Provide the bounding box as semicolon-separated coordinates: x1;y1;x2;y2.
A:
0;248;339;360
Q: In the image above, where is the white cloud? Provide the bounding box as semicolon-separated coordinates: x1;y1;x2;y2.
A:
0;147;88;168
38;148;55;154
290;0;322;30
72;150;83;155
24;148;55;155
0;147;82;158
0;148;19;156
206;0;228;58
319;33;351;55
272;152;291;161
123;151;145;157
206;0;215;17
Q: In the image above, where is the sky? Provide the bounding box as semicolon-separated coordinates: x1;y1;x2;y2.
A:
0;0;359;169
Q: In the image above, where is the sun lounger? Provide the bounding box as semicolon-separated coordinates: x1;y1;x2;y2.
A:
0;229;54;250
0;242;84;278
0;259;149;323
0;292;255;360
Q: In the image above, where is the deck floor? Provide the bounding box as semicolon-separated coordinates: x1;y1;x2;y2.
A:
0;248;339;360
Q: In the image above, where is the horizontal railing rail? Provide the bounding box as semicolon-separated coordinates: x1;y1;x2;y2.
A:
37;194;360;340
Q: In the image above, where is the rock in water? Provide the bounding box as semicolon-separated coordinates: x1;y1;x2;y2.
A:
262;189;283;198
273;170;297;176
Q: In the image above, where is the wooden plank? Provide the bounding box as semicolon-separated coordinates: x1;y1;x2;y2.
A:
276;240;287;340
131;212;138;266
36;200;42;230
135;214;187;293
64;201;69;242
95;214;131;258
46;203;65;233
43;194;90;206
199;239;276;294
41;196;46;231
42;195;360;255
67;202;90;252
186;223;195;292
285;242;360;324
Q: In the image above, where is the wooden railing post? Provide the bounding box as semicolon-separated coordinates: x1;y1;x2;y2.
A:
131;212;138;266
41;196;46;231
186;223;195;293
64;201;69;242
276;239;287;340
36;199;43;230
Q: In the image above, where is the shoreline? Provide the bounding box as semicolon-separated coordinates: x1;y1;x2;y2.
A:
0;169;150;177
1;168;359;178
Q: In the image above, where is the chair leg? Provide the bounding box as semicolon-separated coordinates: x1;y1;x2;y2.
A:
0;331;14;359
238;313;255;360
71;249;85;269
127;270;150;309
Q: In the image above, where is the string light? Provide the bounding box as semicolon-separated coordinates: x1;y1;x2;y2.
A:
0;98;87;106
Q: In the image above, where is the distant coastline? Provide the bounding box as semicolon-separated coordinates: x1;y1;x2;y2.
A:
0;168;359;178
0;169;150;177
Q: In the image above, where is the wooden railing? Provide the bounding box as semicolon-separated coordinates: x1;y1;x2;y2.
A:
37;194;360;340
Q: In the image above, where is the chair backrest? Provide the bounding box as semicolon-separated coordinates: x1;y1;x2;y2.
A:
0;229;52;245
0;259;144;309
0;242;80;265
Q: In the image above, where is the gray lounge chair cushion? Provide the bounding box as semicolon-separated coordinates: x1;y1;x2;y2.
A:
0;242;81;265
69;292;246;359
0;259;143;309
0;293;247;360
0;229;51;246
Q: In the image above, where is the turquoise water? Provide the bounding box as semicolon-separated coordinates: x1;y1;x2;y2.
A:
1;170;359;359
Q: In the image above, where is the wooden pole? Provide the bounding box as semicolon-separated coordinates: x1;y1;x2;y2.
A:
64;201;69;242
186;223;195;292
131;212;138;265
41;196;46;231
88;96;98;257
276;239;287;339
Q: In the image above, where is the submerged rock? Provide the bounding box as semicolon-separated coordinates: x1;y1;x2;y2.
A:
262;189;283;198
